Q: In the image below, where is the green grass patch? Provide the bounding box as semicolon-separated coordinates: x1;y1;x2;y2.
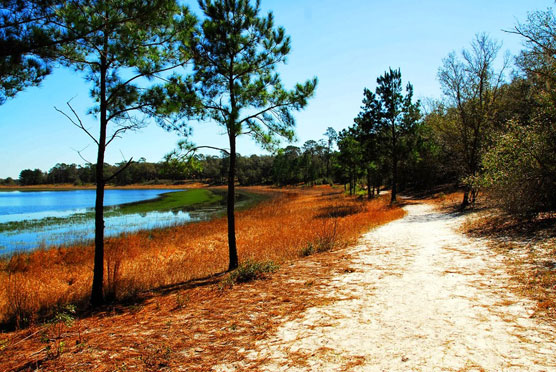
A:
0;213;94;233
113;189;223;215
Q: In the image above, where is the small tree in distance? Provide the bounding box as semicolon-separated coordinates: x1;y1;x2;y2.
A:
359;68;420;204
163;0;317;270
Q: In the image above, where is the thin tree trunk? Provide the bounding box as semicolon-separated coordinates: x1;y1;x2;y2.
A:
227;133;239;271
390;118;398;204
461;187;470;209
391;153;398;203
91;52;108;307
367;171;372;200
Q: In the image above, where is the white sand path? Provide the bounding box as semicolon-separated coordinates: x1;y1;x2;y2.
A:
241;203;556;371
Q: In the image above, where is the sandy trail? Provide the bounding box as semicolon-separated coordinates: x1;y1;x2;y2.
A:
240;203;556;371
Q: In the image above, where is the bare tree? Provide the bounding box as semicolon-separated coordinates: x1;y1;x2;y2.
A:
438;33;509;208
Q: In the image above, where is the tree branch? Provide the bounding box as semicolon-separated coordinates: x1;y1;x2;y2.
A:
55;100;99;145
180;145;230;158
238;102;289;126
71;145;93;165
105;124;139;147
104;157;134;183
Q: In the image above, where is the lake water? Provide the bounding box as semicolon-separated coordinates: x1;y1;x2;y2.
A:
0;189;207;254
0;189;168;223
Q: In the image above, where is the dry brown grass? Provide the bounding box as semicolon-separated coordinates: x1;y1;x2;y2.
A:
419;191;464;211
0;186;404;329
0;186;404;371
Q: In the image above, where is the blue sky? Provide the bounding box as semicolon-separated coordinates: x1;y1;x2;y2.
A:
0;0;552;179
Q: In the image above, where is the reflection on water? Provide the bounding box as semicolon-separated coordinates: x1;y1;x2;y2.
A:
0;189;168;223
0;189;226;255
0;209;216;254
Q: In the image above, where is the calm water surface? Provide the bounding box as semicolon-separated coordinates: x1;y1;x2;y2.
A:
0;189;168;223
0;189;208;254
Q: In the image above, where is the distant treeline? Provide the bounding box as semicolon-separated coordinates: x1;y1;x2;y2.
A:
0;143;339;187
3;127;454;192
6;133;446;188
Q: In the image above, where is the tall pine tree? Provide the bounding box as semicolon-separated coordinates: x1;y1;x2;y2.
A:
56;0;194;306
163;0;317;270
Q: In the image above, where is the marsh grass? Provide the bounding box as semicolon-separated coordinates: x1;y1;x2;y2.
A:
114;188;223;214
0;186;404;328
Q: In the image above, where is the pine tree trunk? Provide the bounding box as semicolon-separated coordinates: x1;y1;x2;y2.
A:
227;133;239;271
91;52;108;307
367;171;372;200
391;157;398;203
391;119;398;204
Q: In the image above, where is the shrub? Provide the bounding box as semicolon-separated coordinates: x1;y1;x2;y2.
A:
477;121;556;215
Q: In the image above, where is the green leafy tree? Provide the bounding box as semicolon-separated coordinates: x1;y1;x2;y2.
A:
1;0;129;104
354;89;385;199
55;0;193;306
479;121;556;214
323;127;338;181
476;8;556;214
272;145;302;185
337;128;363;195
0;0;62;103
300;139;325;185
19;168;46;185
161;141;203;180
167;0;317;270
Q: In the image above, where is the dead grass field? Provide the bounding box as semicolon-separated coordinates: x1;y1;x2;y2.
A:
0;186;404;331
0;186;404;371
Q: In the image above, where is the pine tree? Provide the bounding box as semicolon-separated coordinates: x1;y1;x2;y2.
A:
164;0;317;270
55;0;194;306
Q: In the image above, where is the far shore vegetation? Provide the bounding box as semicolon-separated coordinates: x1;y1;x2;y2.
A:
0;188;228;234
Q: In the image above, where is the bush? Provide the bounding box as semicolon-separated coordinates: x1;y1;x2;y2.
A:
227;260;278;284
477;121;556;215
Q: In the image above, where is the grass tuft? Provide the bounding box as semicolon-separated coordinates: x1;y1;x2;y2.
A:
227;259;279;285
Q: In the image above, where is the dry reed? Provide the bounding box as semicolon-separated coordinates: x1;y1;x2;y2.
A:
0;186;404;328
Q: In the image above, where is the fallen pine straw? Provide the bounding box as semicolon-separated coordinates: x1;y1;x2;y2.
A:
464;211;556;323
0;248;369;371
